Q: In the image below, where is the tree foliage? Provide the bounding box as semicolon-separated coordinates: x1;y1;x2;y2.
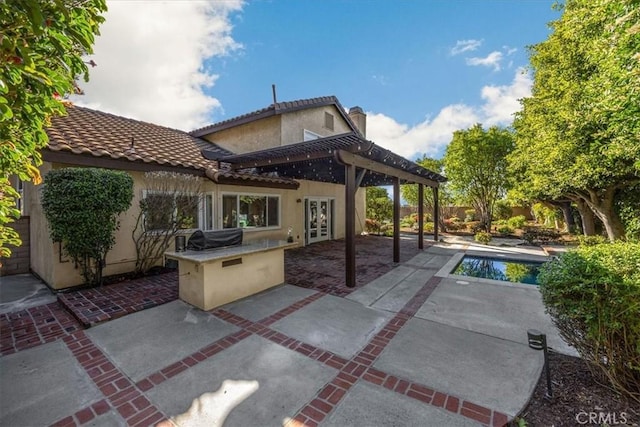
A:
539;242;640;402
444;124;514;231
132;172;204;275
0;0;107;261
366;186;392;224
510;0;640;241
400;156;454;230
42;168;133;286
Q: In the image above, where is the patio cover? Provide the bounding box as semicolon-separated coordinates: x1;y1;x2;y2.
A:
202;132;447;287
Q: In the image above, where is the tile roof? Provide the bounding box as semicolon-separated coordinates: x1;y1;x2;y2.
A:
46;105;233;171
190;95;362;137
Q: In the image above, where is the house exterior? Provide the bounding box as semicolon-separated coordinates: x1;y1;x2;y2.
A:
2;96;373;289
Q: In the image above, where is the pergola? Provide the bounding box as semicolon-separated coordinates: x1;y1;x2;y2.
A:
202;131;447;288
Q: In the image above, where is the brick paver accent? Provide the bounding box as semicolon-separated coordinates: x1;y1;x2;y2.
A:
3;238;514;426
47;331;167;427
57;272;178;327
0;302;80;356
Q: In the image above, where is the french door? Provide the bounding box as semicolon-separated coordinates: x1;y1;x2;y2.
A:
305;197;333;244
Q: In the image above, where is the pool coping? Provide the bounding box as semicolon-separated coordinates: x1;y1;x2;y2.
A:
435;252;550;290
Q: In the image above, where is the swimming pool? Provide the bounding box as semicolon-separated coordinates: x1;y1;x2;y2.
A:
452;255;544;285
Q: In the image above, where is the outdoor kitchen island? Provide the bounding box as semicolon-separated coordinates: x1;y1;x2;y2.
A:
165;238;298;311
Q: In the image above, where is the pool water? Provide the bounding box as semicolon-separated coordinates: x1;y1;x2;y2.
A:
452;255;544;285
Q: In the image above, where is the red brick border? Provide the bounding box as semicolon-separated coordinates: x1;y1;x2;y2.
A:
285;274;509;427
0;302;81;356
48;331;168;427
57;272;178;328
133;291;328;394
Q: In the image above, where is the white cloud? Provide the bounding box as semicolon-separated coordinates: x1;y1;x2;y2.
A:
481;68;532;125
466;51;503;71
71;0;244;131
450;39;483;56
366;69;532;159
503;46;518;56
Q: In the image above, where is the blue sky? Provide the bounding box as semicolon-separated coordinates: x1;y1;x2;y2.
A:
75;0;559;160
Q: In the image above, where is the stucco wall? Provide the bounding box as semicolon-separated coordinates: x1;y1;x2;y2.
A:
202;115;282;154
280;105;352;145
29;164;365;289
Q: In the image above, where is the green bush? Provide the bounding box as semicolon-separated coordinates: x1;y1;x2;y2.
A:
507;215;527;229
522;226;561;245
400;215;415;228
42;168;134;286
474;231;492;244
538;242;640;402
497;225;513;236
493;200;513;220
464;209;476;222
577;235;608;247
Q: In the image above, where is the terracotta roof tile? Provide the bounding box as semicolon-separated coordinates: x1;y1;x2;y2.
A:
46;105;233;171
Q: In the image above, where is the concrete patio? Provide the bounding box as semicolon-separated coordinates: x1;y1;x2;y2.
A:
0;236;572;426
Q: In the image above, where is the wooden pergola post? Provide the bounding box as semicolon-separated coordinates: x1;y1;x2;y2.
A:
418;184;424;249
345;163;356;287
433;186;439;242
393;177;400;263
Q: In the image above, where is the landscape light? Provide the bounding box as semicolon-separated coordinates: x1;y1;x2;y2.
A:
527;329;553;399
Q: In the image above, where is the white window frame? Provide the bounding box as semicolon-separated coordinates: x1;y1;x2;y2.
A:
220;192;281;232
142;190;215;232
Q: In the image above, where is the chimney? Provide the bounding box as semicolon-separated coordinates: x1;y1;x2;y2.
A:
348;106;366;138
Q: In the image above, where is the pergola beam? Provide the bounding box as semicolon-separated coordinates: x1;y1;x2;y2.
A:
334;150;439;188
345;163;357;288
418;184;424;249
393;177;400;263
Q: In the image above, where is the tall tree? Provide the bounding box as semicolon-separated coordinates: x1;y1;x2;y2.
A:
510;0;640;241
444;124;514;232
366;186;393;224
0;0;107;262
400;156;453;230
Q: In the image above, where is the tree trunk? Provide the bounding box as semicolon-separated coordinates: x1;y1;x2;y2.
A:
577;187;625;241
574;198;596;236
556;201;575;233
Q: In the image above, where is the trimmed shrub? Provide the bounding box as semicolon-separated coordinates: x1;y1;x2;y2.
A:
400;215;415;228
538;242;640;402
507;215;527;229
471;221;487;233
42;168;134;286
443;218;464;231
464;209;476;222
474;231;492;244
577;235;608;247
493;200;513;220
522;226;561;245
497;225;513;236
